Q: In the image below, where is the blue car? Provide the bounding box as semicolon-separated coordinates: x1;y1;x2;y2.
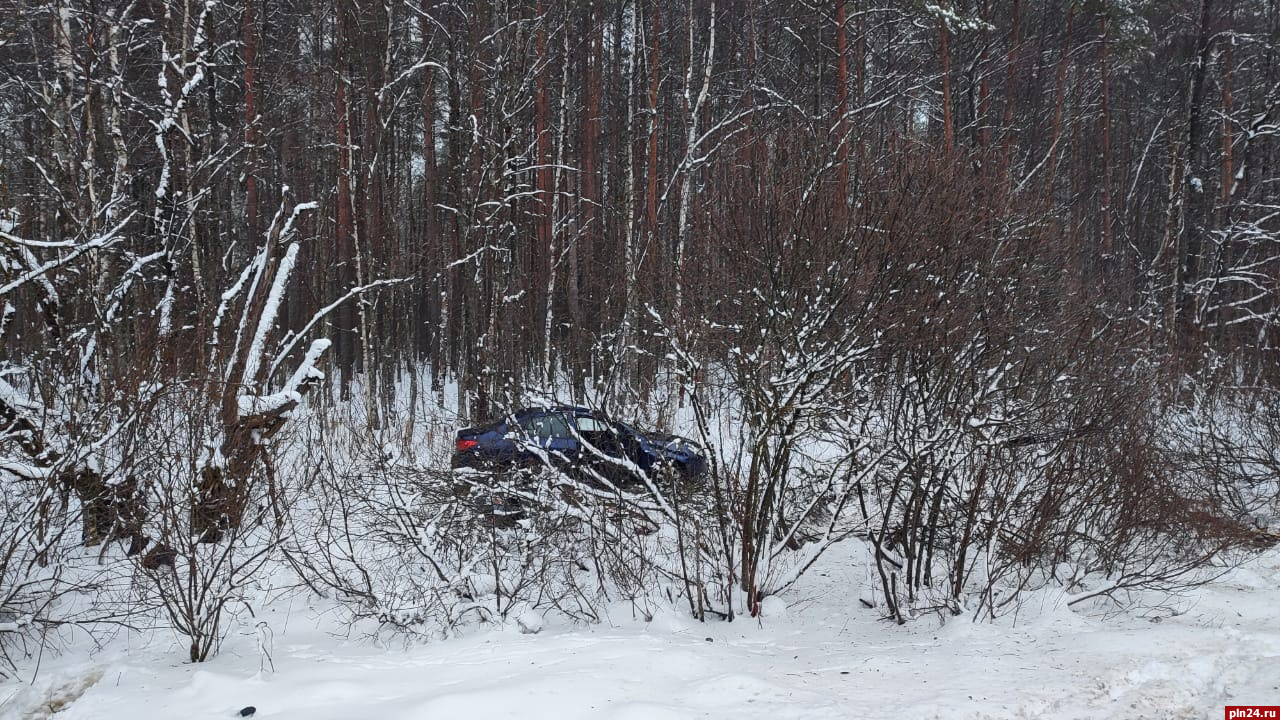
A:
451;406;707;487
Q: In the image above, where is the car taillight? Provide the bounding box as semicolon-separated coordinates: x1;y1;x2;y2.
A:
456;438;478;452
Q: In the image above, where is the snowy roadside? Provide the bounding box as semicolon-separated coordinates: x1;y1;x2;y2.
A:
3;543;1278;720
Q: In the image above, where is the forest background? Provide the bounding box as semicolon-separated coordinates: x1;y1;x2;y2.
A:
2;0;1280;674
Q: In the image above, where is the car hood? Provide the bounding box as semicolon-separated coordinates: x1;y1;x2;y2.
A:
641;432;702;456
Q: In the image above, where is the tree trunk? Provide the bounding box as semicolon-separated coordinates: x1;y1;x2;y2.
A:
1099;3;1114;257
673;0;715;325
834;0;850;198
335;0;357;395
1174;0;1216;342
244;0;260;244
1218;8;1234;225
938;7;953;156
535;0;553;383
644;0;662;316
1043;6;1075;204
1000;0;1022;191
420;1;441;379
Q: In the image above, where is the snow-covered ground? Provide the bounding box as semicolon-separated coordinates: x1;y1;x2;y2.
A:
4;542;1278;720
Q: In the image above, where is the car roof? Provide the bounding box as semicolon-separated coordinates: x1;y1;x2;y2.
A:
515;404;595;418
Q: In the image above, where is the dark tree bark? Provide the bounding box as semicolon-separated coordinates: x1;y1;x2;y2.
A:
938;5;954;156
420;0;442;376
834;0;850;198
1099;2;1114;257
243;0;260;244
335;0;358;393
535;0;553;369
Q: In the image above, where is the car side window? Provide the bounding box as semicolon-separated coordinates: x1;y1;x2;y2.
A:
545;413;572;439
521;413;572;441
574;416;610;433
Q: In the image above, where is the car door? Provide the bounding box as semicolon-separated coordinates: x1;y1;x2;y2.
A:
516;411;577;469
612;421;653;472
571;413;635;482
